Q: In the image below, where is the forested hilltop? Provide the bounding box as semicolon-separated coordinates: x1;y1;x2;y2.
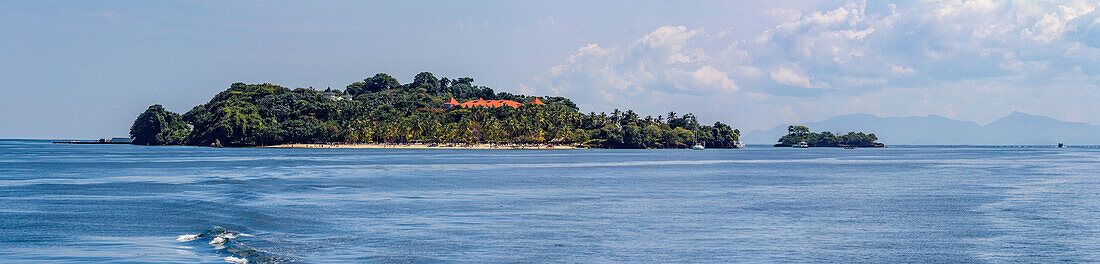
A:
774;125;883;147
130;72;742;148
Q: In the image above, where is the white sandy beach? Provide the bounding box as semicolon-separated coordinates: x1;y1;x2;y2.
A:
263;143;581;150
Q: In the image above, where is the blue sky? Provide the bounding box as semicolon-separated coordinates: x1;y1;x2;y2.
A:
2;1;1098;138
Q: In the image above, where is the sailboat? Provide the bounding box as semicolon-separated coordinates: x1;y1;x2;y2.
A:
692;142;705;150
692;126;705;150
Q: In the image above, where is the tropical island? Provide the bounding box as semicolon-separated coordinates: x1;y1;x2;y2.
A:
129;72;743;149
773;125;884;148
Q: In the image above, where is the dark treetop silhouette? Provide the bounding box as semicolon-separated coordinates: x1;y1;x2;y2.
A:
773;125;883;148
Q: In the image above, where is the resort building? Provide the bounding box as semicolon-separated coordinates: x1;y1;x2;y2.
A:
530;97;546;105
444;97;546;109
460;98;524;108
444;97;460;109
322;92;352;101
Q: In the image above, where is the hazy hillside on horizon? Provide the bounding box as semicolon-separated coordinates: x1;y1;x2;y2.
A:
743;112;1100;145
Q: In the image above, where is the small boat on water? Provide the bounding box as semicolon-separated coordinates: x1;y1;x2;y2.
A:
793;141;810;148
691;124;705;150
733;141;746;148
1058;143;1065;148
844;146;856;149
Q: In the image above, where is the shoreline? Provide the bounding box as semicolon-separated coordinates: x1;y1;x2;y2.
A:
772;143;886;148
262;143;582;150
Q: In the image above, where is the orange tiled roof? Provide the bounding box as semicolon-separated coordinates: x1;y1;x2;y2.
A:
458;98;524;108
444;97;460;105
530;97;545;105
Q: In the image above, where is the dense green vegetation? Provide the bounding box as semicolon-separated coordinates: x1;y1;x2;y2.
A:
775;125;882;147
130;72;742;148
130;105;191;145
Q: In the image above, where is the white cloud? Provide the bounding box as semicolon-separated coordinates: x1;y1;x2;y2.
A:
841;76;887;86
764;8;802;21
533;25;739;112
1022;2;1097;42
633;25;702;52
769;67;828;89
672;66;738;93
526;1;1100;131
536;16;556;27
890;64;915;75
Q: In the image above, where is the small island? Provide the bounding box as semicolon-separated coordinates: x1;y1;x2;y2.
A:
130;72;744;149
773;125;884;148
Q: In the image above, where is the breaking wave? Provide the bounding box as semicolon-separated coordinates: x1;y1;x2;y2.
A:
176;226;296;264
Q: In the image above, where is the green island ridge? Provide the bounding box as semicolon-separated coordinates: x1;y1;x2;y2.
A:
130;72;743;149
773;125;884;148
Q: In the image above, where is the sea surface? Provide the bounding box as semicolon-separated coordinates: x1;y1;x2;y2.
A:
1;139;1098;263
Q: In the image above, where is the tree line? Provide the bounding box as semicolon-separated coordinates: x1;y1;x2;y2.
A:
775;125;882;147
130;72;742;148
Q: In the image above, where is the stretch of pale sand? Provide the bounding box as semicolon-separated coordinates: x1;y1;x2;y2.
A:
262;143;580;150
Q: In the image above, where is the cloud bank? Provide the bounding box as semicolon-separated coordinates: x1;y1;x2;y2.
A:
526;0;1100;131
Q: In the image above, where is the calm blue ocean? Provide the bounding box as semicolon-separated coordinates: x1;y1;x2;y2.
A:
1;139;1097;263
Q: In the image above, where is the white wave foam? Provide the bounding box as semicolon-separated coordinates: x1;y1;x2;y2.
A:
209;236;227;245
218;233;239;239
176;234;202;242
224;256;249;264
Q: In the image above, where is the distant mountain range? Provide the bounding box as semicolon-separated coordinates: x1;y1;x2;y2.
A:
743;112;1100;145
